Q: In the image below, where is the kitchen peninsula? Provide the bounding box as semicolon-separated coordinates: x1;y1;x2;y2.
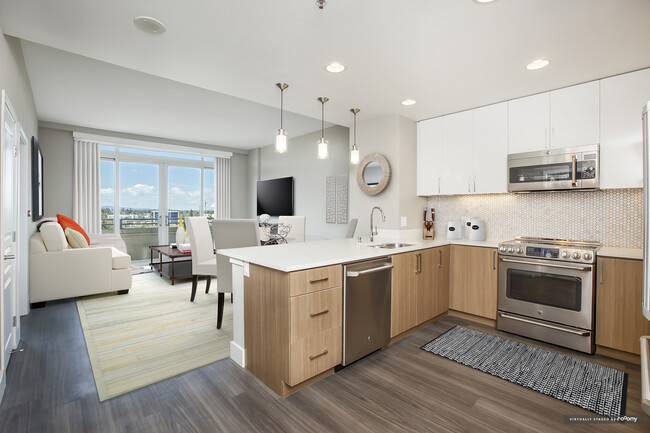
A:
217;237;498;397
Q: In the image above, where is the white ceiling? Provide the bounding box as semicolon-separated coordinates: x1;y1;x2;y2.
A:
1;0;649;150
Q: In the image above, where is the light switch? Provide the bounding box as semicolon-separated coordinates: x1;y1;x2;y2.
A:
400;216;407;227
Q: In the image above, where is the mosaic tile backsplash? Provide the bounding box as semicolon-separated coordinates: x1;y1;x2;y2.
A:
427;188;643;248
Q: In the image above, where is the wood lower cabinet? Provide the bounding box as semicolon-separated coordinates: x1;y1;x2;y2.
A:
596;257;650;356
391;246;449;337
449;245;498;320
245;264;342;396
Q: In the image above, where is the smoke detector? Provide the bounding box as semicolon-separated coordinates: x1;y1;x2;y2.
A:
316;0;327;10
134;16;167;34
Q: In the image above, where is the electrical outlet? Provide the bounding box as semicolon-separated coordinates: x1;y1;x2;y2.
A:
400;216;407;227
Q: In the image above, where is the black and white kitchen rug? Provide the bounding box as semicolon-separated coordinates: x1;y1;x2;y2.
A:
421;326;627;417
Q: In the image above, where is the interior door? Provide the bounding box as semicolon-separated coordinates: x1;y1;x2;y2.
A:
1;93;18;372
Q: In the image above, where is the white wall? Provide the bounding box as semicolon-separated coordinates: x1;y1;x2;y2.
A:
37;123;250;220
257;125;350;240
0;29;38;317
348;115;427;238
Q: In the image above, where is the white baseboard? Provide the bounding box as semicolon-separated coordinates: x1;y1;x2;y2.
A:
230;341;246;368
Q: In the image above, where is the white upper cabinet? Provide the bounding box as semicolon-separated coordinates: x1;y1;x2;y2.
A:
508;81;599;154
473;102;508;194
416;118;443;196
440;111;473;195
600;68;650;189
549;81;600;149
508;93;550;154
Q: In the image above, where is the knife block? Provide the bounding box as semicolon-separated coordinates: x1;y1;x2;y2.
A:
423;221;434;240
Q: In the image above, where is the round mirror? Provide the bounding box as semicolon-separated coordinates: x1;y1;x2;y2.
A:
356;153;391;195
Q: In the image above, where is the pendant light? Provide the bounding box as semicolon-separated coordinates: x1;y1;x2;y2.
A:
317;97;329;159
350;108;360;164
275;83;289;153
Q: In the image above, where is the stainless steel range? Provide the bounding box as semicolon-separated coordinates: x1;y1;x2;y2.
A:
497;237;601;354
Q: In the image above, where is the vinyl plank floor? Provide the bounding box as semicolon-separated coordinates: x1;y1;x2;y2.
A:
0;297;647;433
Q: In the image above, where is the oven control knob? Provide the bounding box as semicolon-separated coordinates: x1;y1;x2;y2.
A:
507;247;514;253
572;252;581;260
516;247;523;254
561;251;570;259
499;246;506;253
583;252;592;261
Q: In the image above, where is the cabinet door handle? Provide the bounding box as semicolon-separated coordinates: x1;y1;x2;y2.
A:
493;251;496;270
468;176;471;193
415;253;422;274
309;277;329;284
438;177;441;194
438;249;442;268
473;176;476;192
545;128;549;149
599;263;603;284
310;308;329;318
309;349;329;360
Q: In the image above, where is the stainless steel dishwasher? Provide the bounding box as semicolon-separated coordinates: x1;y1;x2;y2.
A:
342;257;393;366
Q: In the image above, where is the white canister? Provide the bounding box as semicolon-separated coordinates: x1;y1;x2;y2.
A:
468;218;486;241
447;221;462;239
461;216;474;239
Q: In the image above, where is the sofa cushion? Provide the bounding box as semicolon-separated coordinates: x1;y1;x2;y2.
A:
57;214;90;245
65;228;89;248
110;247;131;269
40;222;68;251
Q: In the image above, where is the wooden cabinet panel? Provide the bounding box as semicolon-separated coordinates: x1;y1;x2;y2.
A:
289;264;342;296
449;245;498;320
596;257;650;355
416;249;437;325
600;68;650;189
287;326;342;386
390;252;418;337
290;286;341;342
434;246;450;318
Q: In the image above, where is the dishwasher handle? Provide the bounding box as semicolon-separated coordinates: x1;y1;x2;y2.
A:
347;264;393;277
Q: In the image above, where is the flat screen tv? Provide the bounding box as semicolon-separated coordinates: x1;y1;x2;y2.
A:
257;177;294;216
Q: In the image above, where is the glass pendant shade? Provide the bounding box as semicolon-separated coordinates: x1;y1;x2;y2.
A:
350;144;360;164
317;137;329;159
275;128;287;153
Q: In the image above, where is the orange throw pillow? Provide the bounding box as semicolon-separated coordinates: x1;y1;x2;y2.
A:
57;214;90;245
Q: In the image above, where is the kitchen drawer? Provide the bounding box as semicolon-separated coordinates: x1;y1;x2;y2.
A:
289;264;342;296
290;286;342;341
287;327;342;386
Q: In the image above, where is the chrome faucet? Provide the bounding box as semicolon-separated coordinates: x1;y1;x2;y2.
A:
369;206;385;243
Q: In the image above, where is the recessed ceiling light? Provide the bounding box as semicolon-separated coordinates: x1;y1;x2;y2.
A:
526;59;550;70
134;16;167;34
474;0;496;3
401;99;416;106
325;63;346;73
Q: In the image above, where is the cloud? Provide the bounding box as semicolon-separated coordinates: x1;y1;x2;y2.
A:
188;191;201;198
101;188;114;196
121;184;156;197
170;187;200;198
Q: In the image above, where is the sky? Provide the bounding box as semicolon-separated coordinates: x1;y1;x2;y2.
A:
101;157;214;212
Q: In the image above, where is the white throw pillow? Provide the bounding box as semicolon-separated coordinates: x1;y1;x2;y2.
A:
65;228;89;248
39;222;69;251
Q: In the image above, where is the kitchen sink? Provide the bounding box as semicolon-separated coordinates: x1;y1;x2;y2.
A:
371;243;413;249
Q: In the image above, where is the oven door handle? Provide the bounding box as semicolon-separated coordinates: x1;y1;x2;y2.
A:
499;312;591;336
499;257;592;272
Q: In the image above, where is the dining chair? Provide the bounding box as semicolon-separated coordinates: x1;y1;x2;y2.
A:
278;215;305;243
185;217;217;305
213;219;260;328
346;218;358;238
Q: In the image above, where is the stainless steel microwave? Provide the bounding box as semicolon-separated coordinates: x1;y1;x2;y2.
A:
507;144;599;192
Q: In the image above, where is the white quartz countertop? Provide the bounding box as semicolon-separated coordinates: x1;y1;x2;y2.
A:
598;247;643;260
217;237;500;272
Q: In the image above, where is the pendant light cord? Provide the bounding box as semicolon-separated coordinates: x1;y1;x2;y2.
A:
321;101;325;139
280;88;284;130
353;112;357;146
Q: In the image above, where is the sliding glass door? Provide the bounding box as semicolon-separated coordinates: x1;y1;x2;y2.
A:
120;162;160;259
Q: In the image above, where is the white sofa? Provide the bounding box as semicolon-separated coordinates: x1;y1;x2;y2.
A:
29;222;132;307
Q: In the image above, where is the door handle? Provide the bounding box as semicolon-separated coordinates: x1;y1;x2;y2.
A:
347;264;394;277
438;177;441;194
492;251;496;270
309;349;329;360
473;176;476;192
500;257;591;271
309;277;329;284
165;215;169;227
571;155;578;187
3;255;15;260
158;216;162;227
310;308;329;318
499;312;591;336
468;176;471;193
438;249;442;268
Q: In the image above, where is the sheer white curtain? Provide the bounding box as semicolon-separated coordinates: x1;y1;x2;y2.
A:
214;157;231;219
73;139;101;233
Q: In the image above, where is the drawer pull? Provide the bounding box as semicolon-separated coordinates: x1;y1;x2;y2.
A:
309;277;329;284
309;349;329;360
310;308;329;318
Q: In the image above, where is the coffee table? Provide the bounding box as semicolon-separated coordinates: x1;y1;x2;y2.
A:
149;245;192;285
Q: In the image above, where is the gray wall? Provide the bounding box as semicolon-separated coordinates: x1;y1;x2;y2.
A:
0;29;39;315
251;125;350;240
348;115;426;236
37;123;249;219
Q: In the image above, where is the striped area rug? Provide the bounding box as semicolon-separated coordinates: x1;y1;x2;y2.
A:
77;273;232;401
421;326;627;417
